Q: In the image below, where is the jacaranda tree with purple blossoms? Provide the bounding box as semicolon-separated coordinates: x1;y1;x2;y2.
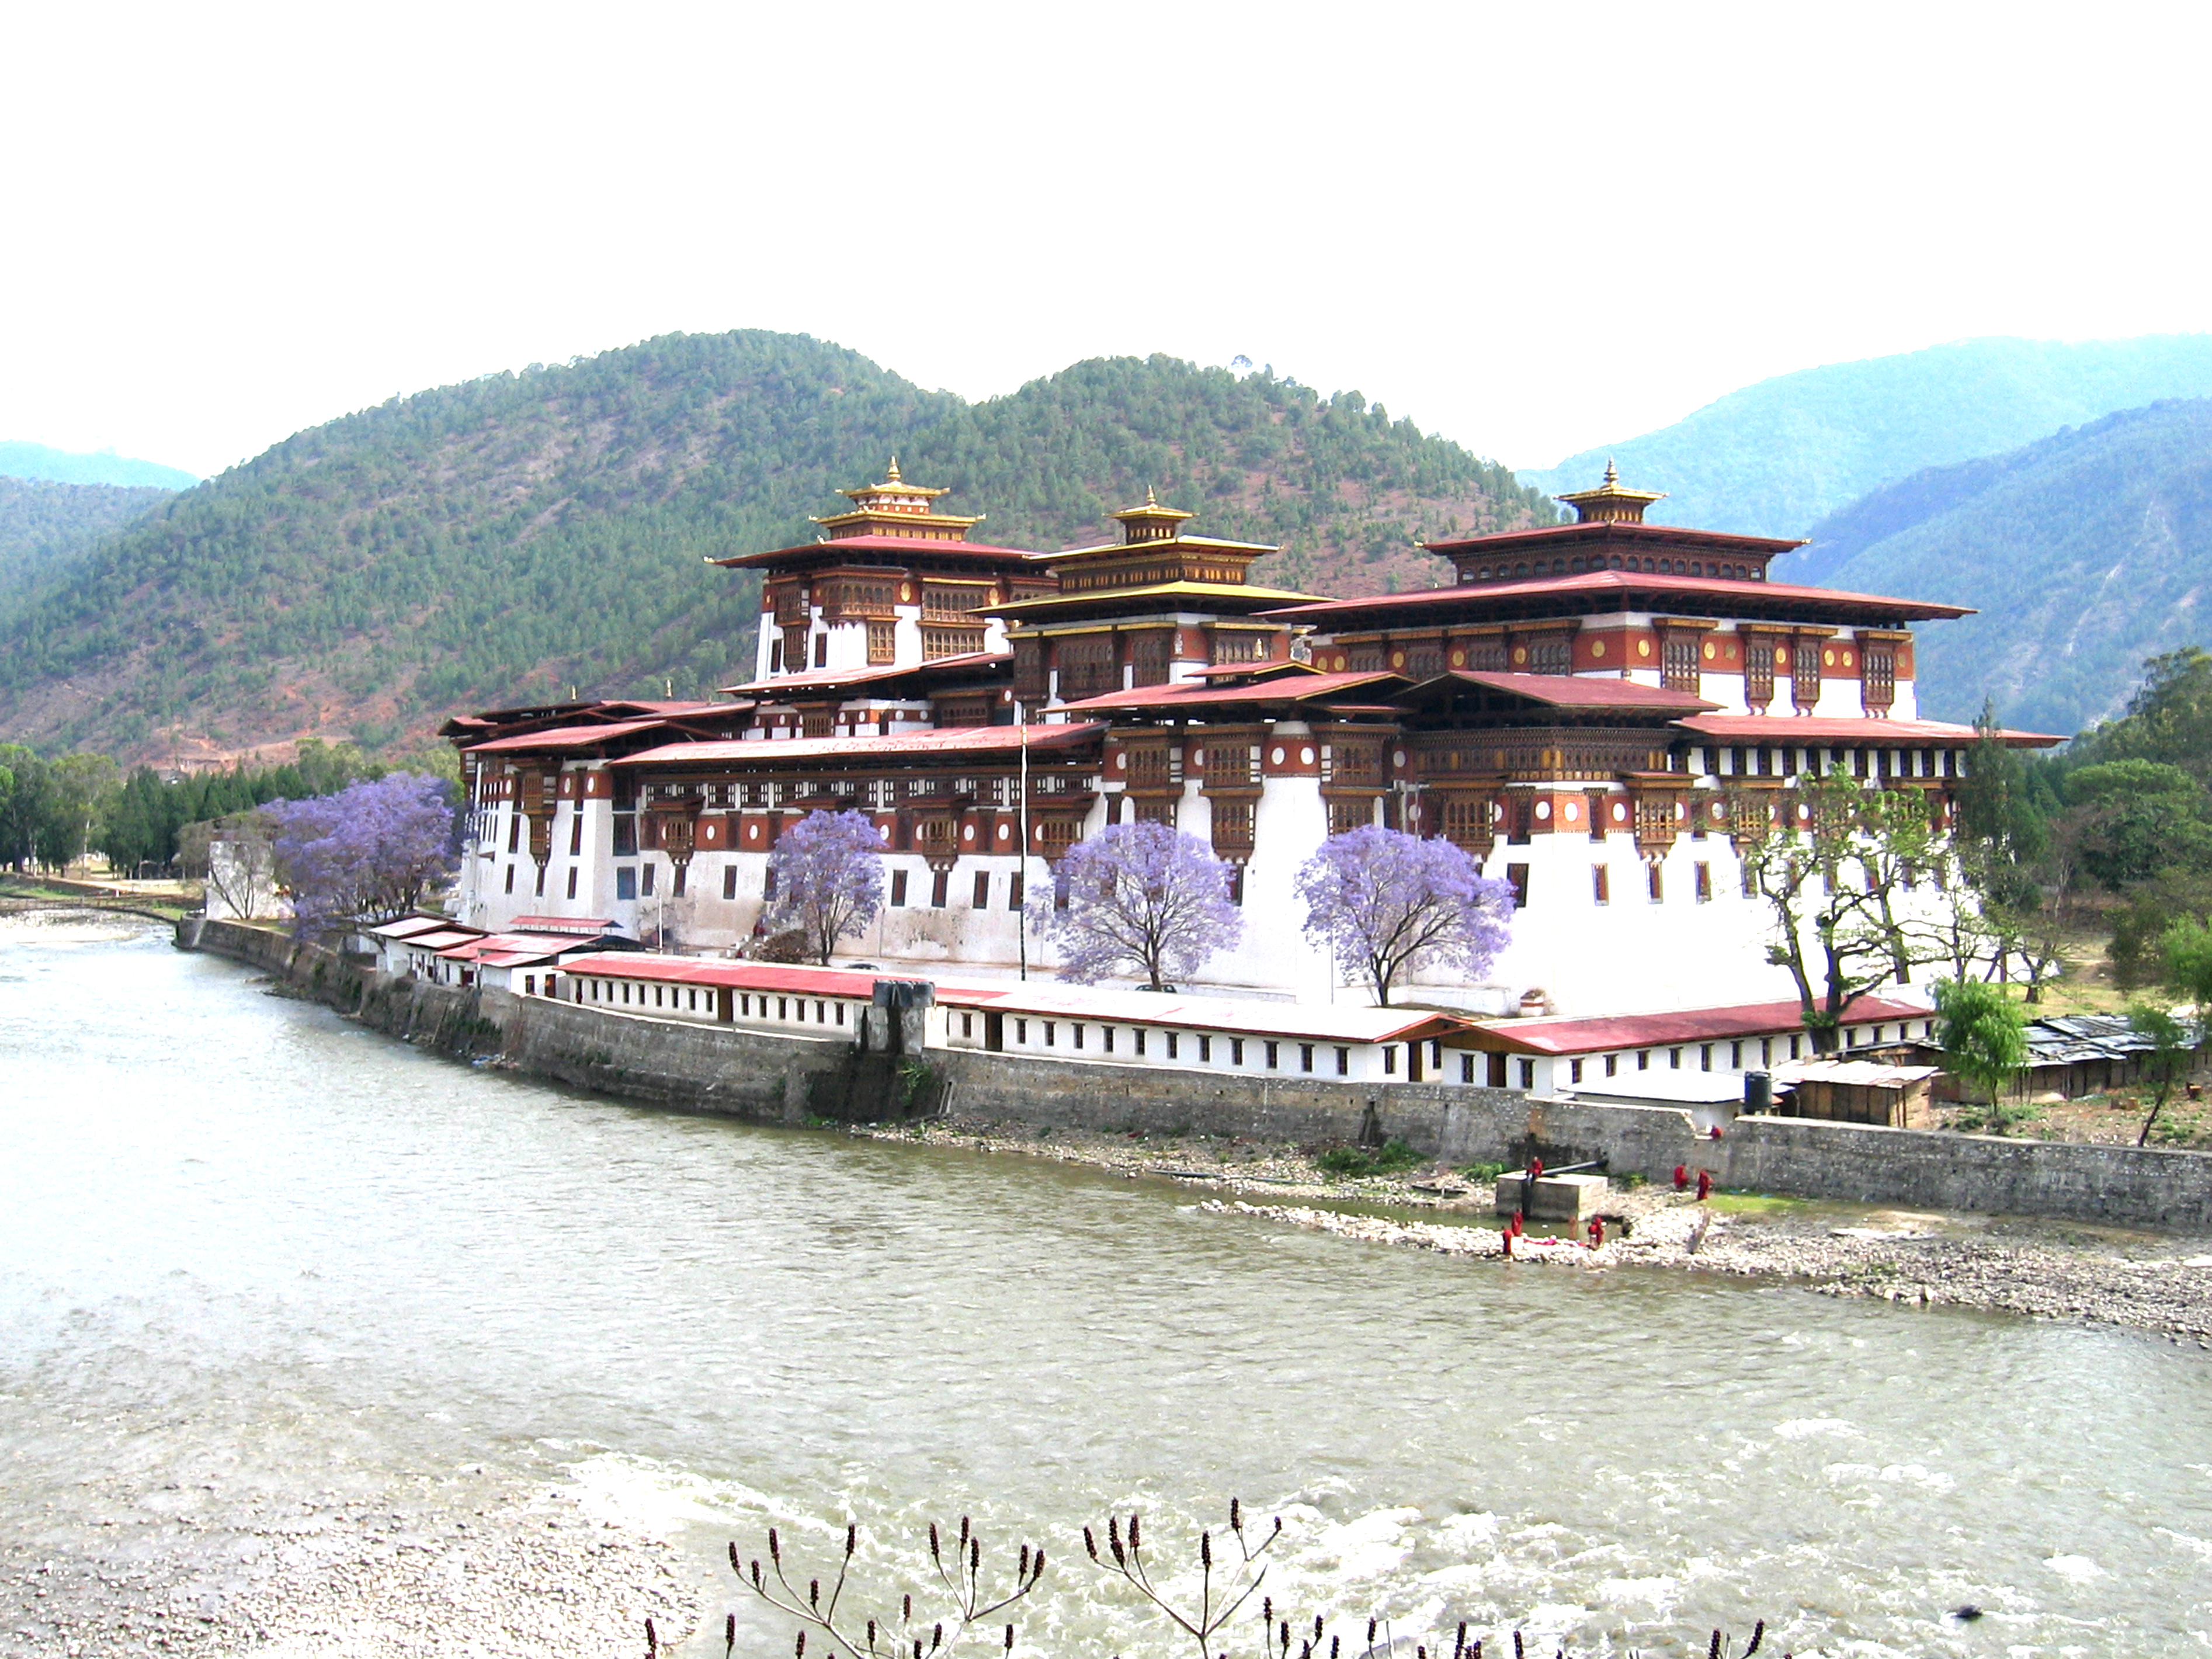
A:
266;773;457;936
1045;821;1243;990
765;809;886;965
1295;825;1515;1005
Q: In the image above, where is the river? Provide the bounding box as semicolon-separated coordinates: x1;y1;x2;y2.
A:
4;915;2209;1656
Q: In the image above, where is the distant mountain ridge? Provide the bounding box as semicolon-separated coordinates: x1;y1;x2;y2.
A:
1778;398;2212;734
1526;335;2212;539
0;332;1548;762
0;440;197;491
0;476;173;589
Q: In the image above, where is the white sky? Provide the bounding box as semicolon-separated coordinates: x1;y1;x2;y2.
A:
5;0;2207;480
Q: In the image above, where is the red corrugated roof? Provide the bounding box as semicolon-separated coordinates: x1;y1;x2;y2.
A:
1055;671;1403;712
723;652;1010;698
1424;520;1807;555
711;534;1047;568
614;723;1105;767
371;915;464;940
464;718;674;753
557;954;891;998
1266;570;1973;624
1433;671;1718;711
509;914;617;932
1678;714;2062;747
1460;995;1930;1056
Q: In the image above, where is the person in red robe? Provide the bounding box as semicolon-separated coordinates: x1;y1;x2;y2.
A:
1696;1168;1713;1202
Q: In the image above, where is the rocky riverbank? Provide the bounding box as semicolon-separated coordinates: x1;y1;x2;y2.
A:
0;1480;696;1659
859;1115;2212;1343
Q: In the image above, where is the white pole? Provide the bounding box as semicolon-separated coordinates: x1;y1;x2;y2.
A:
1017;699;1030;981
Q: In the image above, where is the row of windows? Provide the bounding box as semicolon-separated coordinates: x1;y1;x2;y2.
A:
1591;862;1717;904
965;1009;1360;1075
1556;1019;1940;1082
578;977;853;1029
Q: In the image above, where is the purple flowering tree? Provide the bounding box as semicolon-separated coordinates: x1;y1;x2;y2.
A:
1294;825;1515;1005
765;809;886;964
1044;821;1243;990
266;773;457;936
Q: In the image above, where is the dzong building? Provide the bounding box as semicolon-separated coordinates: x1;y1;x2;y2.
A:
445;461;2053;1015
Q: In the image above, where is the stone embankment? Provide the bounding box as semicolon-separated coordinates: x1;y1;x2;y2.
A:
176;917;2212;1235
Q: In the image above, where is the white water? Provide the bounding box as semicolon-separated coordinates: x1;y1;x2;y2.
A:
4;920;2209;1655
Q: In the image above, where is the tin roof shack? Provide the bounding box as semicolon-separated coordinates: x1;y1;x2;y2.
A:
1770;1059;1940;1129
1905;1014;2155;1102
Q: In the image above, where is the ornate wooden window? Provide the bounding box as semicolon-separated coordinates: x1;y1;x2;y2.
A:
1661;635;1701;693
1328;798;1373;835
1125;746;1174;792
1792;640;1823;707
1034;819;1082;859
922;584;980;620
1055;636;1120;700
1462;636;1509;672
1131;631;1174;685
912;817;958;858
1440;796;1493;853
801;709;833;738
1209;799;1255;856
1399;641;1444;678
922;624;986;661
1523;633;1572;675
1133;799;1178;828
1323;741;1383;786
1209;630;1268;666
1013;638;1046;703
781;626;808;674
1203;743;1255;789
1862;645;1896;712
1744;639;1777;707
1345;643;1386;673
867;620;897;664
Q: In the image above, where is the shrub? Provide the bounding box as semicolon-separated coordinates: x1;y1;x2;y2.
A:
1315;1138;1424;1178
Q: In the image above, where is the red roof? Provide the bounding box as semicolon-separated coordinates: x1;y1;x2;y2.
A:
614;723;1105;768
509;914;617;933
723;652;1010;698
1677;714;2062;747
1465;995;1931;1056
557;953;893;999
1055;671;1404;712
439;932;606;966
1424;519;1806;556
1265;569;1973;625
464;717;675;753
1431;671;1718;712
711;533;1047;569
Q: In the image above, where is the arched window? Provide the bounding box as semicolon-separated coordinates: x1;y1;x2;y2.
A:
1515;562;1528;578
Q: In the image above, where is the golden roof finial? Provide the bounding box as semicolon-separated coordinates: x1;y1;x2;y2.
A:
1603;456;1619;487
886;456;902;483
1145;483;1158;506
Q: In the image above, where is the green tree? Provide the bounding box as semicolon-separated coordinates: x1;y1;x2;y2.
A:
1931;978;2029;1121
2125;1002;2195;1148
2063;761;2212;890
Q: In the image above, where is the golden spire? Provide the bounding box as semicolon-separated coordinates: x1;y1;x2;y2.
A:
1556;463;1665;525
1603;456;1619;487
1144;483;1158;506
886;456;902;483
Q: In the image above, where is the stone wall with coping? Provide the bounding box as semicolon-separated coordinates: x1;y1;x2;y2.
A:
176;919;2212;1231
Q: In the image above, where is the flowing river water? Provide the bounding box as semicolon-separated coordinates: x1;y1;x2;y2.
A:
4;916;2211;1656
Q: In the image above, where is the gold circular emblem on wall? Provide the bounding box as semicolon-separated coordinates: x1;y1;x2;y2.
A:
1591;639;1606;659
1391;651;1405;668
1701;641;1715;660
1823;648;1835;667
1842;650;1854;668
1451;650;1465;667
900;583;914;602
1637;639;1651;658
1775;647;1789;665
1512;647;1528;665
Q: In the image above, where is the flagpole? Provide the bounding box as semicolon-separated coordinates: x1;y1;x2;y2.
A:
1016;697;1030;981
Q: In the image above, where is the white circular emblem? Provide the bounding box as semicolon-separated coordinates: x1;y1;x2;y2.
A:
963;825;975;842
1564;800;1579;822
1534;800;1552;822
1300;747;1315;765
1270;747;1286;765
1393;751;1407;768
1612;802;1627;822
996;824;1010;842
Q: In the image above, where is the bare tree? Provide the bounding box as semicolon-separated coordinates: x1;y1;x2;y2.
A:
202;811;280;921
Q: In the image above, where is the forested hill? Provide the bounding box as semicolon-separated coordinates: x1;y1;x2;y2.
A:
0;332;1550;762
0;440;197;490
0;476;173;588
1780;399;2212;734
1525;335;2212;539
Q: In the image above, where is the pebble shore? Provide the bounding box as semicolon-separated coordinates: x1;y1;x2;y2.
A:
861;1116;2212;1342
1;1486;697;1659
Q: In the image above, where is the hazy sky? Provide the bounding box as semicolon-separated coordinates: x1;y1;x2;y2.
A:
6;1;2206;480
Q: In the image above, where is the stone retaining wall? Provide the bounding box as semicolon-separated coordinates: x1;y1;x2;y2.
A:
175;919;2212;1231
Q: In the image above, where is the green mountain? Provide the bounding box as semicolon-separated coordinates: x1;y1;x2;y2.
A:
1783;398;2212;734
1525;335;2212;538
0;476;173;588
0;331;1548;761
0;440;197;491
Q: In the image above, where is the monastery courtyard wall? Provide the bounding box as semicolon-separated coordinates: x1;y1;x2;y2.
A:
180;919;2212;1233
